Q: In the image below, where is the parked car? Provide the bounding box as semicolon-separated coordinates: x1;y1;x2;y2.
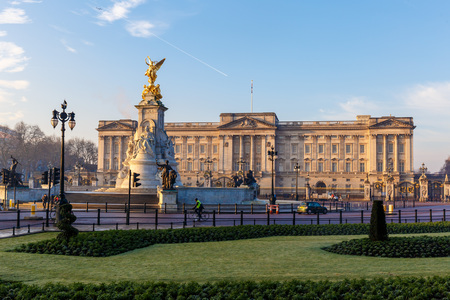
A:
297;201;328;214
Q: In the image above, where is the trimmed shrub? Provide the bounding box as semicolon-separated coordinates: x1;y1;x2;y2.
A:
369;200;388;241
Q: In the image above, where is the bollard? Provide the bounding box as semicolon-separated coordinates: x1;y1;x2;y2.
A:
155;209;158;230
213;210;216;227
311;219;313;225
398;210;401;224
430;209;433;222
105;202;108;213
124;203;127;213
31;204;36;216
97;208;101;225
164;203;167;214
41;222;44;231
293;212;296;225
184;210;187;226
137;222;139;230
13;227;15;236
16;209;20;228
240;211;244;226
251;204;254;214
46;209;49;227
218;203;221;215
340;210;343;224
361;210;363;224
116;223;118;230
366;202;369;210
444;209;446;222
27;224;30;233
86;202;89;212
170;222;173;229
267;211;270;226
182;203;185;212
291;203;294;213
415;209;418;223
403;200;406;208
144;203;147;214
234;204;237;214
317;212;320;225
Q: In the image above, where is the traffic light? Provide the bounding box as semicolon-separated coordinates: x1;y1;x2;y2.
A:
2;169;10;185
132;172;141;187
41;171;49;184
53;168;60;185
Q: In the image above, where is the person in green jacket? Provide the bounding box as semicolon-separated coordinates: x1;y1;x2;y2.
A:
192;198;204;219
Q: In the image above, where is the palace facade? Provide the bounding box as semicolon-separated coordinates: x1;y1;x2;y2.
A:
97;113;415;198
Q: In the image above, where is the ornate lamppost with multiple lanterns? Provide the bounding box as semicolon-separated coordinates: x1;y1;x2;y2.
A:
51;100;76;219
268;146;277;205
294;162;301;201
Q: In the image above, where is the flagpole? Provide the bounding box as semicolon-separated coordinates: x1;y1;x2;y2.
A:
251;80;253;113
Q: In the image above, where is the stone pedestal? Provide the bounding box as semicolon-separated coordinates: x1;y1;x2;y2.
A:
419;175;428;202
305;183;311;200
158;189;178;212
364;180;371;201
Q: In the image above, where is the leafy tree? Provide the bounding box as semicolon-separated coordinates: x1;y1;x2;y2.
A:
439;156;450;175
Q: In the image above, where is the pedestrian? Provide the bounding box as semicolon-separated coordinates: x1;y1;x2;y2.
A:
42;194;48;209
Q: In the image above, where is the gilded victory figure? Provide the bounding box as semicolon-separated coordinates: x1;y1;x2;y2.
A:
142;56;165;101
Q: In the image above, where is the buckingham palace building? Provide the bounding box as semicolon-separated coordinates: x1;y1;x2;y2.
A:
97;113;415;198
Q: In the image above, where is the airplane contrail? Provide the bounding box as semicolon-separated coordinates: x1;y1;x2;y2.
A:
150;33;229;77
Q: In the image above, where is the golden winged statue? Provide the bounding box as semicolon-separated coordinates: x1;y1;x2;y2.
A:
142;56;165;100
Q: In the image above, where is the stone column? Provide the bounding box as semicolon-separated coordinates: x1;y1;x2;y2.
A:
393;134;398;173
250;135;255;171
98;136;105;170
369;134;377;173
383;134;387;171
118;136;123;169
263;135;268;172
109;137;114;170
219;135;224;173
406;134;412;172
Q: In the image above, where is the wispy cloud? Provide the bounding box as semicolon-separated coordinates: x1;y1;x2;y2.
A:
10;0;42;4
0;42;29;72
97;0;146;23
0;80;29;89
126;20;154;37
60;40;77;53
0;8;31;24
0;31;7;37
319;96;380;120
404;81;450;113
50;25;73;35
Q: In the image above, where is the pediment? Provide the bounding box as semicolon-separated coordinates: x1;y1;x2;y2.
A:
217;116;277;130
369;118;415;129
97;121;135;131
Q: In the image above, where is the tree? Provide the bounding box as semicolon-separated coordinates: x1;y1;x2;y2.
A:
369;200;388;241
439;156;450;175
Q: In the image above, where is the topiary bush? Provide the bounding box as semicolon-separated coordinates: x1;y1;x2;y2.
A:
56;203;79;242
369;200;388;241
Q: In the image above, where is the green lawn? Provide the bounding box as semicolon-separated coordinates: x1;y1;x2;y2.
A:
0;232;449;285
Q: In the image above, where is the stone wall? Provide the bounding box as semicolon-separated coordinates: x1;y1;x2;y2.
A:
176;187;257;205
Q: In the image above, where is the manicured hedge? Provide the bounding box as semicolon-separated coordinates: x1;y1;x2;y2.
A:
11;222;450;257
0;277;449;299
323;235;450;258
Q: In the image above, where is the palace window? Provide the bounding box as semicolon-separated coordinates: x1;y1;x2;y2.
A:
399;161;405;172
175;145;181;153
318;144;324;154
388;143;394;153
113;158;118;170
377;161;383;172
200;162;205;171
200;145;206;154
233;143;239;154
377;144;383;153
188;144;193;154
256;162;261;172
399;143;404;153
305;144;311;154
104;159;110;170
305;162;310;172
360;144;365;154
187;161;193;171
291;144;298;155
245;143;251;153
105;141;110;154
318;162;323;172
359;162;365;172
213;162;218;171
332;162;337;172
345;144;352;154
213;145;218;154
256;144;261;154
114;143;119;155
332;144;338;154
345;162;351;172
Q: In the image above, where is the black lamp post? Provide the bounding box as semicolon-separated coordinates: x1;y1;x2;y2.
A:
204;157;213;187
237;157;246;175
294;163;301;201
196;172;199;186
51;100;76;209
268;146;277;205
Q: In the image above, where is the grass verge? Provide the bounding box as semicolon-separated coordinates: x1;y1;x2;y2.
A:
0;232;449;285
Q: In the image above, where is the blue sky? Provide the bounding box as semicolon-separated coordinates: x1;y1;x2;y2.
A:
1;0;450;172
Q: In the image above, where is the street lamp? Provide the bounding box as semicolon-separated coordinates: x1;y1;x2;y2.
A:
237;157;246;175
204;157;213;187
294;163;301;201
268;146;277;205
196;172;200;186
51;100;76;211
